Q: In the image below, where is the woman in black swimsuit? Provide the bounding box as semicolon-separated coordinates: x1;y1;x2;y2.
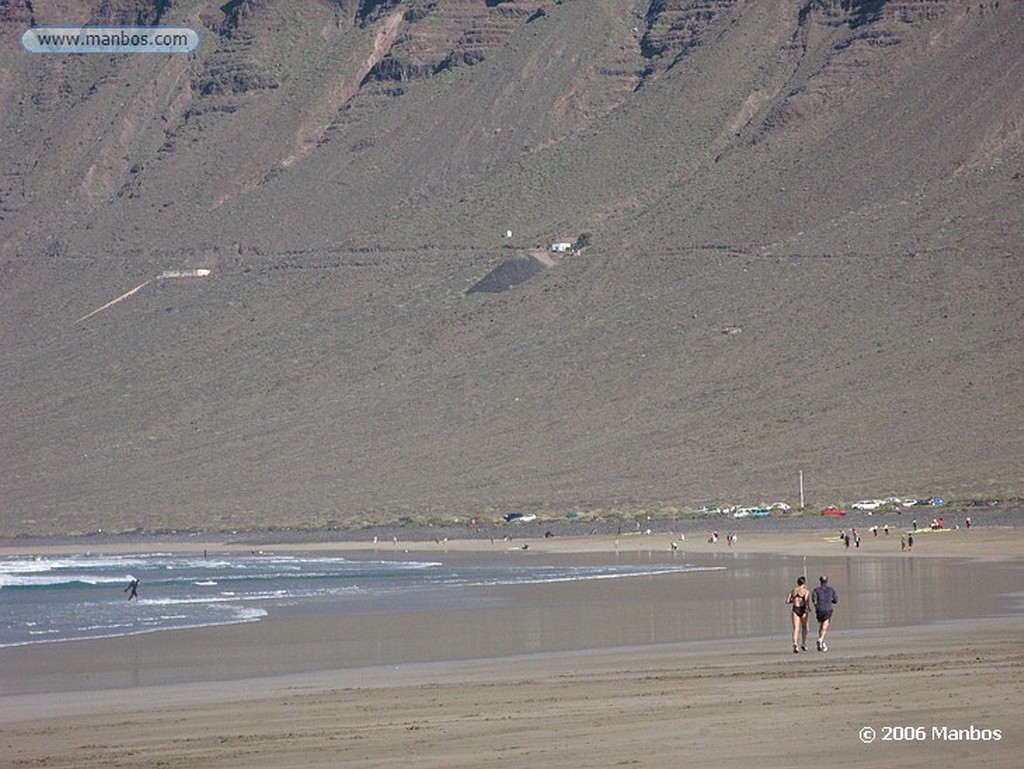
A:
786;576;810;653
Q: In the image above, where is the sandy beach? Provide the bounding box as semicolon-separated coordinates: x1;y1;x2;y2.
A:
2;524;1022;768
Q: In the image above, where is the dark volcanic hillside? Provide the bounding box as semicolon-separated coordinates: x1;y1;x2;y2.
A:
1;0;1021;536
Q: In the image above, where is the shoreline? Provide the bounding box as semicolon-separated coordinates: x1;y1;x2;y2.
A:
2;519;1020;560
2;526;1021;675
2;502;1020;550
4;614;1021;721
3;526;1022;767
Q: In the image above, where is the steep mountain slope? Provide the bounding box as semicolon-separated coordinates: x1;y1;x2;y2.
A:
1;0;1021;535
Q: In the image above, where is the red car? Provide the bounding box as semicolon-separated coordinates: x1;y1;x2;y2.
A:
820;506;848;516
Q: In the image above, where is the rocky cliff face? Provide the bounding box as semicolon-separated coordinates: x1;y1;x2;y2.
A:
87;0;172;25
0;0;33;24
1;0;1021;533
361;0;539;81
639;0;960;77
0;0;172;24
1;0;1016;255
751;0;961;138
640;0;738;67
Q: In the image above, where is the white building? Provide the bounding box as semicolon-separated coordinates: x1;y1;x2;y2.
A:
550;241;574;253
161;268;211;278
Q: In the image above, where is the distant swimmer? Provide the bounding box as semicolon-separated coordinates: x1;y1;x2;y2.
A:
124;578;139;601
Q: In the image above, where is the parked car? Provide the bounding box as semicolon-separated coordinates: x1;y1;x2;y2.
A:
821;506;847;516
883;497;916;507
769;502;791;512
851;499;883;511
504;512;537;523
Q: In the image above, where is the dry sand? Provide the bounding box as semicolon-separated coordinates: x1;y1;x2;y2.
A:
2;526;1022;768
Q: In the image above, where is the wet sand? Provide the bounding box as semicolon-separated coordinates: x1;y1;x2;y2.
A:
2;525;1022;767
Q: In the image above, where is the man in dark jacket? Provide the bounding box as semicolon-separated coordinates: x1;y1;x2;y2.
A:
811;575;838;651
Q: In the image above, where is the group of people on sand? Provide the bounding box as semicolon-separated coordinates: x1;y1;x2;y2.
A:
786;575;837;654
706;531;737;546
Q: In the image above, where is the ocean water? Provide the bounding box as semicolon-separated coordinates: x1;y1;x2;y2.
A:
0;551;721;647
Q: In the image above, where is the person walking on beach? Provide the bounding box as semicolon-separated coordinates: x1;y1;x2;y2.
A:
811;575;837;651
125;578;139;601
786;576;811;653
